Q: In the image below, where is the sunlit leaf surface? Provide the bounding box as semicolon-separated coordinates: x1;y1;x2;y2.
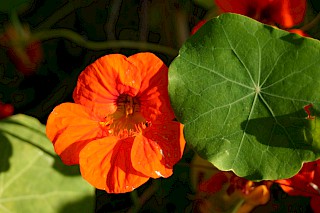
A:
169;13;320;180
0;114;95;213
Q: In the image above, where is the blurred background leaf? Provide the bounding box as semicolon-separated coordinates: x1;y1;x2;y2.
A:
0;114;95;213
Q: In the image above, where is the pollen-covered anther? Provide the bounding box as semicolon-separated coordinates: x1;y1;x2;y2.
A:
99;120;113;127
133;121;152;136
125;96;134;117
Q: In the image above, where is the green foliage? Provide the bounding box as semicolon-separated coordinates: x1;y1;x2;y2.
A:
193;0;215;9
169;13;320;180
0;114;95;213
0;0;32;12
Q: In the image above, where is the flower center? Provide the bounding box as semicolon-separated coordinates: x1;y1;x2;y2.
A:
100;94;149;138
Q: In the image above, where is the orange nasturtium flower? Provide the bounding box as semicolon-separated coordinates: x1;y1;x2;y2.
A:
214;0;306;28
46;53;186;193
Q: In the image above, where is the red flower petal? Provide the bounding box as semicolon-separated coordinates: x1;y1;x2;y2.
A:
129;53;175;122
311;196;320;213
46;103;106;165
288;29;309;37
7;40;43;75
271;0;306;28
0;103;14;119
214;0;306;28
215;0;261;15
2;24;43;75
73;54;142;118
198;171;228;194
131;121;185;178
276;160;319;197
79;137;149;193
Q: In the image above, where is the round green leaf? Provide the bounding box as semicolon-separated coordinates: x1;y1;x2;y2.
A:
0;114;95;213
169;13;320;180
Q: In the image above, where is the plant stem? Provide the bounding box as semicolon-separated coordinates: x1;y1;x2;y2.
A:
300;12;320;32
105;0;123;40
127;180;159;213
30;29;178;56
9;10;26;38
175;9;189;48
36;1;74;30
36;1;96;30
129;190;140;213
139;0;149;42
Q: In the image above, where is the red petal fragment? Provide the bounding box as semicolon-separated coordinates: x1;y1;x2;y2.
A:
215;0;256;15
0;103;14;119
276;160;319;197
2;24;43;75
79;137;149;193
198;171;228;194
215;0;306;28
46;103;105;165
303;104;315;119
272;0;306;28
288;29;309;37
311;196;320;213
191;20;207;35
7;40;43;75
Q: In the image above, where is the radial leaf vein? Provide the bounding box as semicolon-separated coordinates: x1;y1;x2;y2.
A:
1;153;43;194
231;92;258;168
180;57;253;90
185;92;255;125
255;36;262;86
0;191;80;203
258;94;300;159
260;50;288;87
262;60;318;90
219;21;257;87
260;91;314;104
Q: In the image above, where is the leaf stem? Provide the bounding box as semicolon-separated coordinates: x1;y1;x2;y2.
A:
129;190;140;213
29;29;178;56
35;1;96;30
9;10;26;38
300;12;320;32
36;2;74;30
105;0;123;40
127;180;159;213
